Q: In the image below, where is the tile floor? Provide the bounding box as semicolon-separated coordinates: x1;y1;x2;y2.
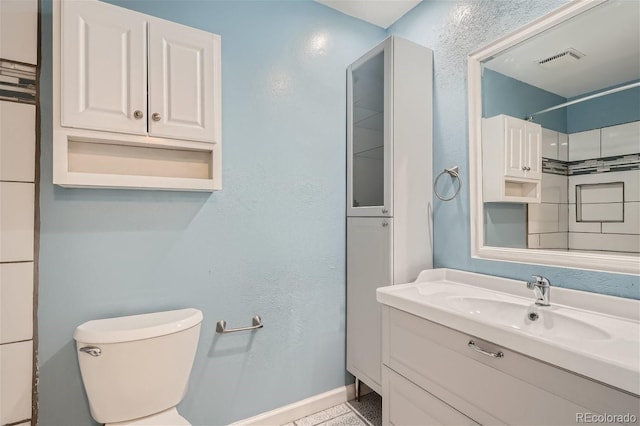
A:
283;392;382;426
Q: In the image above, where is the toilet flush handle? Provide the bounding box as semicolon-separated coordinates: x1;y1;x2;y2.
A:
79;346;102;357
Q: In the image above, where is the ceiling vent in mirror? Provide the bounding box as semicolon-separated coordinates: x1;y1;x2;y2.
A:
537;48;585;69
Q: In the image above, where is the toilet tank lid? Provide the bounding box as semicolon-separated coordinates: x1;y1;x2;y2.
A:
73;308;203;344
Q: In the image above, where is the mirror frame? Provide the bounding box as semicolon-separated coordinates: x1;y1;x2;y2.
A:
468;0;639;275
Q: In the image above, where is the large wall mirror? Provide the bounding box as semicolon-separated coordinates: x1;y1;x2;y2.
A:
468;0;639;274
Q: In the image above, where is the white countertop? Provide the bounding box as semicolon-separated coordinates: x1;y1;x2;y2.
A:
376;268;640;395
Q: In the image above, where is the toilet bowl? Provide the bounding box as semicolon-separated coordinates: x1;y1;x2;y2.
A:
74;308;203;426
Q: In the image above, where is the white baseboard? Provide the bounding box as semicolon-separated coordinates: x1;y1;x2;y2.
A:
231;384;356;426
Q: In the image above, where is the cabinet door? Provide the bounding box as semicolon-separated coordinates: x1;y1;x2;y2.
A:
0;0;38;65
524;122;542;179
148;19;220;143
61;0;147;135
346;217;393;393
347;39;392;217
503;116;527;178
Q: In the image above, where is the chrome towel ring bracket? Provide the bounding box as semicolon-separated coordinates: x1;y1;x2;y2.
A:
434;166;462;201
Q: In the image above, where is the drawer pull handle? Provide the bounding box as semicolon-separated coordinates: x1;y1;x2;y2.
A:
468;340;504;358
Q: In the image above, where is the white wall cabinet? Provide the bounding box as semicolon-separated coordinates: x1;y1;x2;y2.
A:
346;36;433;395
482;114;541;203
62;0;218;143
54;0;222;191
382;306;639;426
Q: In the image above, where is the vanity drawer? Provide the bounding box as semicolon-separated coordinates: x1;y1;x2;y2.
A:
383;366;478;426
382;306;639;425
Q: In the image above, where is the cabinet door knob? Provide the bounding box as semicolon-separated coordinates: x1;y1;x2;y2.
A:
382;209;389;214
382;221;389;227
133;110;143;119
152;113;161;122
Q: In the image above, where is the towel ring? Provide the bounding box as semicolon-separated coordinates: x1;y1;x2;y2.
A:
434;166;462;201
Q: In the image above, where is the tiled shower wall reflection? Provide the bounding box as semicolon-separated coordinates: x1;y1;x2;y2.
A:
0;0;39;425
529;121;640;253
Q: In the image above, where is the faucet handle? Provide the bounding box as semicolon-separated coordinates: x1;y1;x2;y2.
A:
535;275;550;286
527;275;550;289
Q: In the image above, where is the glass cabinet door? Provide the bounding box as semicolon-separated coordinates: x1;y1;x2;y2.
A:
347;39;391;217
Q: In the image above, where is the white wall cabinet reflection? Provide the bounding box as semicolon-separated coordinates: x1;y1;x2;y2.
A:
482;114;542;203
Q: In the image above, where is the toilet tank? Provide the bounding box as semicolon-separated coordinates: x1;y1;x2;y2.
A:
74;308;203;424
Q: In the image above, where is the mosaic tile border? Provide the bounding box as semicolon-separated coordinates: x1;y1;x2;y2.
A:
542;154;640;176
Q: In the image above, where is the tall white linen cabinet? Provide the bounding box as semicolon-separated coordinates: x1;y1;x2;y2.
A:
346;36;433;395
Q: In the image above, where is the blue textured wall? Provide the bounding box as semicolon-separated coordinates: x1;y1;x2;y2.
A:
567;80;640;133
387;0;639;299
38;1;384;425
483;69;567;133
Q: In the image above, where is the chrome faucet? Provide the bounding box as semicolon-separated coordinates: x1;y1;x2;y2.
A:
526;275;551;306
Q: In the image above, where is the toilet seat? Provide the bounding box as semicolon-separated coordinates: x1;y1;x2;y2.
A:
106;408;190;426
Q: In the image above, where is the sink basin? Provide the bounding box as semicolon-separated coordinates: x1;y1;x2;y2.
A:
444;296;611;340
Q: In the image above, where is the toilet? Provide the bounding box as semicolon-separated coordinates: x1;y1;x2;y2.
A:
74;308;203;425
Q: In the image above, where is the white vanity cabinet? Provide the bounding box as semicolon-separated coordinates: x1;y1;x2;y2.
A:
482;114;541;203
346;36;433;395
382;306;639;426
54;0;222;191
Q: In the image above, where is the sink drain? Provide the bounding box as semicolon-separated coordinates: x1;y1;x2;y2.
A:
528;312;539;321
